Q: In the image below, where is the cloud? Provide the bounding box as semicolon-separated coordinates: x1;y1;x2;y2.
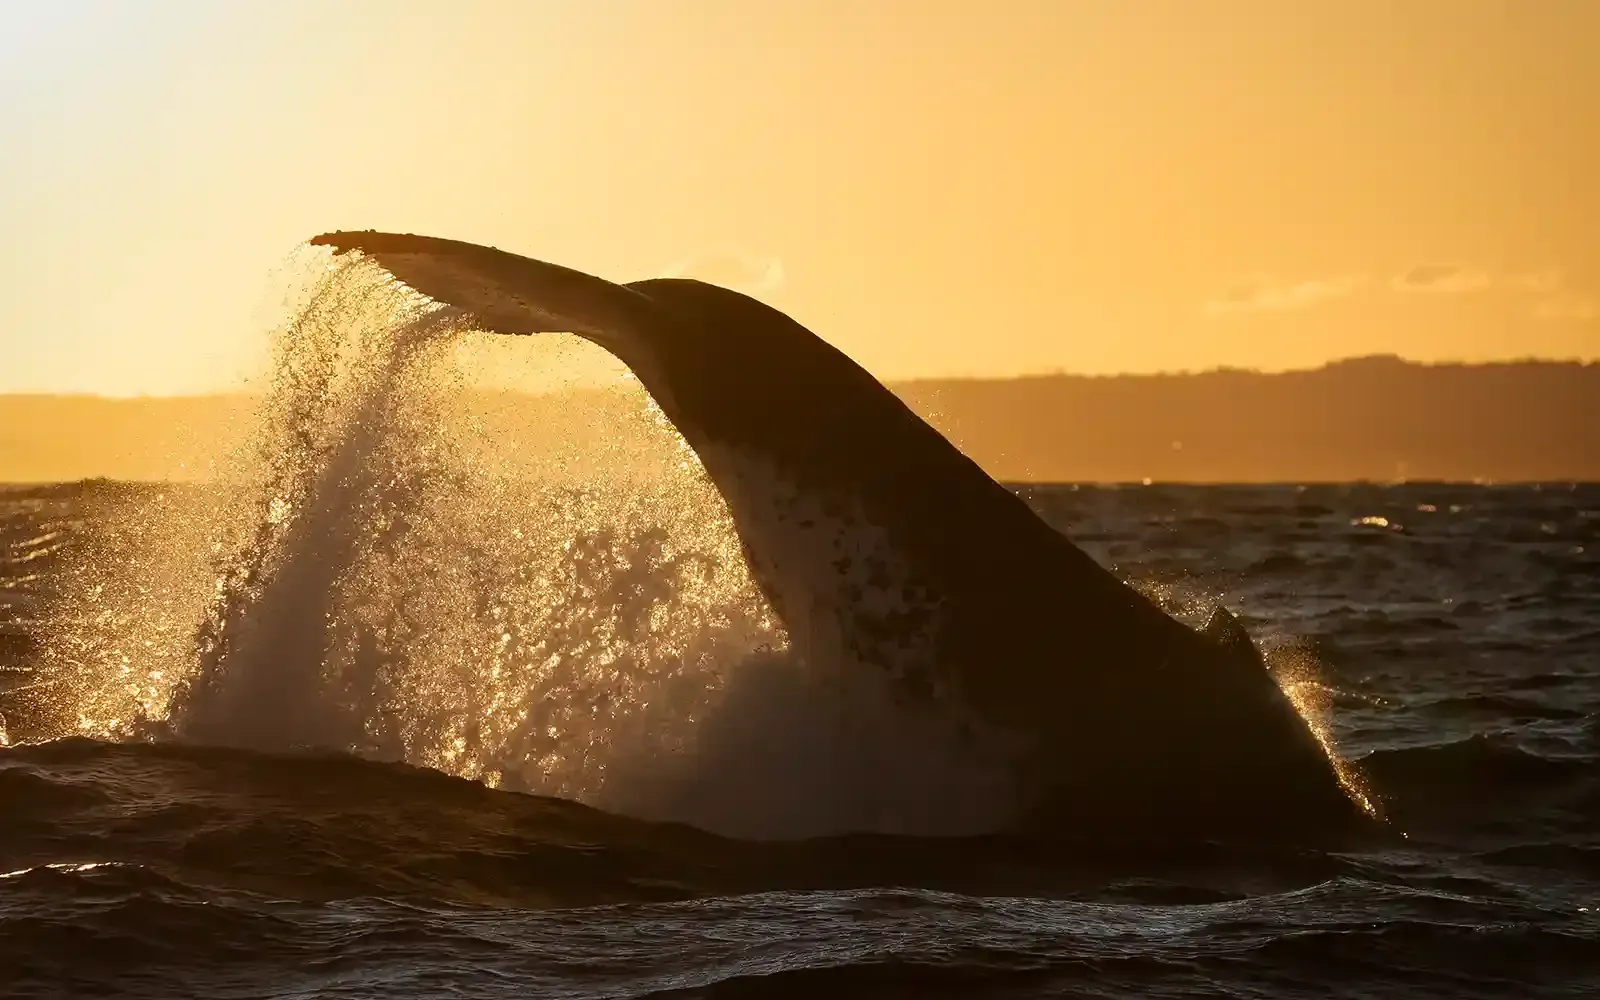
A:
1389;263;1597;321
658;247;786;295
1203;274;1366;315
1533;292;1599;322
1214;261;1595;323
1390;263;1493;293
1506;269;1566;294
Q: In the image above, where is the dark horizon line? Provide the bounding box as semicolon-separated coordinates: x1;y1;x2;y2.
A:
3;352;1597;401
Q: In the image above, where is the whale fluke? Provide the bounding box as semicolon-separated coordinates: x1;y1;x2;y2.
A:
308;230;1381;844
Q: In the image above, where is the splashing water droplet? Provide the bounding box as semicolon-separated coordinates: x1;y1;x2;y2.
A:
36;253;775;808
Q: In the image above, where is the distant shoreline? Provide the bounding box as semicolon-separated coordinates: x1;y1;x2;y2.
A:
3;356;1596;484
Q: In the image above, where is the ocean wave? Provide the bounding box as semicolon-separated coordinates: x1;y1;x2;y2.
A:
1361;733;1591;787
3;863;1595;1000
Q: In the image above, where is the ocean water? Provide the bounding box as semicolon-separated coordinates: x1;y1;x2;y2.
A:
1;267;1597;997
3;480;1596;998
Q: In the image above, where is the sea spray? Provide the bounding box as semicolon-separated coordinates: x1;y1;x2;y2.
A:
38;256;771;786
33;255;1031;836
172;296;458;749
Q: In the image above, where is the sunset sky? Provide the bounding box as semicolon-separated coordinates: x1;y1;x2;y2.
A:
2;0;1596;396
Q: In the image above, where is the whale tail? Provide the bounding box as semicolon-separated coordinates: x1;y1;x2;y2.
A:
306;231;664;371
304;229;1383;845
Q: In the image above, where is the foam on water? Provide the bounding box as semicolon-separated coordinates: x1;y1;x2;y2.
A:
28;255;1021;838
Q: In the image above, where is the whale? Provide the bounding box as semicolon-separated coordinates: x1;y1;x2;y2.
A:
308;230;1380;844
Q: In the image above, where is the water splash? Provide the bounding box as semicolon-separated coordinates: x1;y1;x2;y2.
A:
31;253;1013;838
1268;639;1383;820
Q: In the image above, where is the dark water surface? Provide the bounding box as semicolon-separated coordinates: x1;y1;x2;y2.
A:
3;481;1597;998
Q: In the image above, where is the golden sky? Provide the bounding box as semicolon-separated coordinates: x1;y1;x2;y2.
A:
2;0;1596;396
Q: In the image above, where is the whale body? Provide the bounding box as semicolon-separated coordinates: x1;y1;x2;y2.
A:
308;230;1379;844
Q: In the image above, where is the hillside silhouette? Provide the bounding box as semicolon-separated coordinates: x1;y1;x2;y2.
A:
897;355;1598;483
2;357;1594;483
